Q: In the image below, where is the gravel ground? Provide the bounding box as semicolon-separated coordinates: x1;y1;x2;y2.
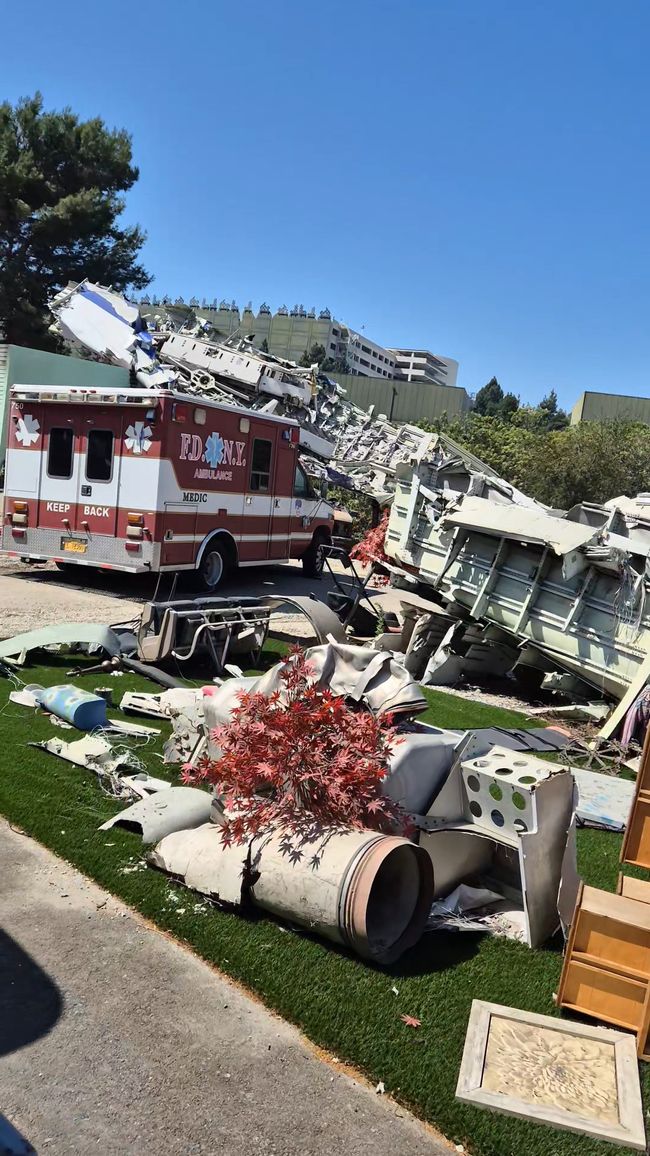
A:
0;556;353;642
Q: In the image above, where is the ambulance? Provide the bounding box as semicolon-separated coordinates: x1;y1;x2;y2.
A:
2;383;337;588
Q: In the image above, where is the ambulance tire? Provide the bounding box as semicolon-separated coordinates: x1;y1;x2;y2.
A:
197;540;230;591
302;535;328;579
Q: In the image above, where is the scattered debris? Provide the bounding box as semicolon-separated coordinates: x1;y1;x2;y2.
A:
32;734;141;794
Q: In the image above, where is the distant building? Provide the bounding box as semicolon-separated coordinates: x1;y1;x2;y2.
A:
345;332;397;378
571;391;650;425
390;348;459;388
139;297;457;384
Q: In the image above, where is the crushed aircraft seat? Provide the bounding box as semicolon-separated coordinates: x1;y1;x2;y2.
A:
137;596;271;672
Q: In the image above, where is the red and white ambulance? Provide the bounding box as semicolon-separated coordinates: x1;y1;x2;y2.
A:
2;383;337;588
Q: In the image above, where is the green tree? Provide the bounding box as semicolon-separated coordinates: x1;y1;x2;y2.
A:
473;376;519;421
299;342;328;367
419;412;650;510
0;93;149;349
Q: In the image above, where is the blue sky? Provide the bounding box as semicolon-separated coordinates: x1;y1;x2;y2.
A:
3;0;649;407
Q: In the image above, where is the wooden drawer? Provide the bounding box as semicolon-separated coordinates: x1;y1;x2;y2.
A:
622;797;650;870
574;911;650;978
561;960;646;1034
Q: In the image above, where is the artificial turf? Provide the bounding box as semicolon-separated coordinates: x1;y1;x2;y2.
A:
0;648;646;1156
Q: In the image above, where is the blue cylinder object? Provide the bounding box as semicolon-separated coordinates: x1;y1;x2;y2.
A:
36;684;108;730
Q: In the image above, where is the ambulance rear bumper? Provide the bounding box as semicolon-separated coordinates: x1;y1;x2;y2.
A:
1;526;157;573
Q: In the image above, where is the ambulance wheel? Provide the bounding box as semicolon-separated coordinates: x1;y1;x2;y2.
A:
302;536;327;579
198;541;228;590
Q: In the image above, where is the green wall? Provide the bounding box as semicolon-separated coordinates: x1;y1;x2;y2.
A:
0;344;129;463
571;390;650;425
328;373;472;424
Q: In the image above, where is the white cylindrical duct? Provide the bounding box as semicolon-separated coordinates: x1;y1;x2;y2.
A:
249;827;433;964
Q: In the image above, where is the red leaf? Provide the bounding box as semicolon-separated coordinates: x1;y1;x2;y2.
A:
400;1014;421;1028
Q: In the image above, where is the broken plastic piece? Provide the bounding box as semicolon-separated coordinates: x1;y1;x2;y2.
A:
99;787;212;842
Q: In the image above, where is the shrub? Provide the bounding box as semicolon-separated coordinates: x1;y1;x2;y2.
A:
183;649;405;846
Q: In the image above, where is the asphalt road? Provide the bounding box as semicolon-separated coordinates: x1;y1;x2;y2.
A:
0;820;450;1156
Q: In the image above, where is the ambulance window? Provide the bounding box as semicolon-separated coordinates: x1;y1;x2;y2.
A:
250;438;272;492
293;464;311;497
47;428;74;479
86;429;114;482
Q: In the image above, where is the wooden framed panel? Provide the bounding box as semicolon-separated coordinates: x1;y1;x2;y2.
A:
457;1000;646;1149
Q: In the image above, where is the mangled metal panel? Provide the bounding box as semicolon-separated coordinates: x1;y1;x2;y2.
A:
386;483;650;701
149;823;249;905
99;787;212;841
0;623;121;661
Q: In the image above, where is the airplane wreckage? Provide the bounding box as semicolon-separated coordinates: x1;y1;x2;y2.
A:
45;281;650;734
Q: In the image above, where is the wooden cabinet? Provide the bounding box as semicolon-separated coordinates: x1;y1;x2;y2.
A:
556;883;650;1059
621;725;650;870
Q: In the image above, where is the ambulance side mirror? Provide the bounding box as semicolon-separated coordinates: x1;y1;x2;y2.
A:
319;478;329;499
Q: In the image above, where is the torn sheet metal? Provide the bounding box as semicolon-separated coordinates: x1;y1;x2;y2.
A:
120;692;167;718
9;685;42;709
99;787;212;842
260;594;347;645
0;624;121;661
149;823;249;905
120;773;172;797
441;495;600;557
49;281;177;389
105;718;161;737
32;735;141;796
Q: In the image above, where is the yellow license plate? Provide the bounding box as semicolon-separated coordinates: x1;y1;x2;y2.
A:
62;539;87;554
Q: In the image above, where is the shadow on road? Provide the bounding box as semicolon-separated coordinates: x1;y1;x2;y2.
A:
3;558;358;608
0;928;63;1057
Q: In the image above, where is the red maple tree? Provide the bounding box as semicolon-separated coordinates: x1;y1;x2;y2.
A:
183;649;405;846
349;508;390;583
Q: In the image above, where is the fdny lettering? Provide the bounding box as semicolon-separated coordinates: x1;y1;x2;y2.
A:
83;505;110;517
179;430;247;468
179;433;203;462
182;492;208;503
46;502;70;513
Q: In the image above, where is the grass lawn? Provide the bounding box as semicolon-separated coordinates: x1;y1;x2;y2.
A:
0;648;646;1156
